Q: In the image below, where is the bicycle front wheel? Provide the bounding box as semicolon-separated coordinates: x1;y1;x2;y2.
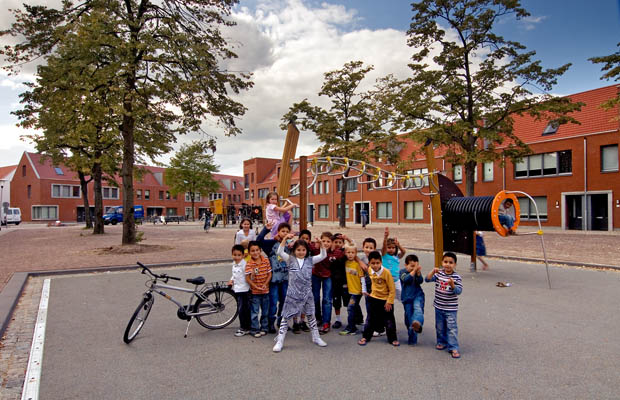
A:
194;288;238;329
123;294;154;344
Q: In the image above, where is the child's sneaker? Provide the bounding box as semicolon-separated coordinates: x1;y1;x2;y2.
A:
253;331;262;338
292;322;301;334
234;329;247;337
259;331;267;336
332;321;342;329
372;331;384;337
338;329;351;336
319;323;330;335
300;321;310;332
412;321;423;333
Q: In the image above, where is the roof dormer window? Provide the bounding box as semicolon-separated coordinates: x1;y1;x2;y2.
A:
542;121;559;136
54;167;64;175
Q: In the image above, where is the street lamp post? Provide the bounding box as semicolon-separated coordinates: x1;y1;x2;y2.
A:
0;184;3;230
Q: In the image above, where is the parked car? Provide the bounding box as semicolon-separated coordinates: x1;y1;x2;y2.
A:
1;207;21;226
103;205;144;225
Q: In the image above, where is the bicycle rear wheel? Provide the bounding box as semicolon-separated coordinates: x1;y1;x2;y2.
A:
194;288;238;329
123;294;154;343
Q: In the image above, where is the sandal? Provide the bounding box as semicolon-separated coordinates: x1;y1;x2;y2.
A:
391;341;400;347
436;344;447;350
450;350;461;359
357;338;368;346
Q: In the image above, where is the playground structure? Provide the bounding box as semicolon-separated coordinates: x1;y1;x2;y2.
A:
276;123;552;288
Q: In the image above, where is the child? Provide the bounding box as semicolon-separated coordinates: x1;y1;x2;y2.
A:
358;251;399;346
330;233;350;330
475;231;489;270
360;238;383;336
228;245;251;337
312;232;334;334
265;191;297;238
256;222;292;333
498;198;516;235
400;254;425;345
273;234;328;352
426;252;463;358
382;227;406;301
235;218;257;245
339;243;366;335
293;229;319;333
245;241;272;337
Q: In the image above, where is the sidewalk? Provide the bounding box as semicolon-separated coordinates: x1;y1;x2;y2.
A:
1;221;619;291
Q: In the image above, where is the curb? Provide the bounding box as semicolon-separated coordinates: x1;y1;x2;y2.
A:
0;258;229;339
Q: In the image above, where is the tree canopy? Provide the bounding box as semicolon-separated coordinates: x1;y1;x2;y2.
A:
379;0;581;196
1;0;253;243
590;42;620;111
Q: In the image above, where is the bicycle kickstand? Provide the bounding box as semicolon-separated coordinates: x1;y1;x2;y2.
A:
184;318;193;338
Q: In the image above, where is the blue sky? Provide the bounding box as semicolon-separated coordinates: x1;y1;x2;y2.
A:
0;0;619;173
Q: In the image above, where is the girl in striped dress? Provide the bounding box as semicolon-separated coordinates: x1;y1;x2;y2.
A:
273;234;327;352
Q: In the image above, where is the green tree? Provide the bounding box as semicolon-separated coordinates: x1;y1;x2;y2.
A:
282;61;400;228
381;0;581;196
1;0;253;244
15;12;123;234
165;140;220;221
590;42;620;111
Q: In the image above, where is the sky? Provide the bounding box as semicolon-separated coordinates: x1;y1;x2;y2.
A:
0;0;619;176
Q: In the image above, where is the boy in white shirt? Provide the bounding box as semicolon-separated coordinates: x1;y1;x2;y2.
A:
228;245;251;336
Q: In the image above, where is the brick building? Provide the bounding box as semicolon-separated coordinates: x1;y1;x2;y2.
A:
243;85;620;231
8;152;244;223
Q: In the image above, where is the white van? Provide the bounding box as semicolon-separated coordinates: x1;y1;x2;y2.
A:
1;208;21;225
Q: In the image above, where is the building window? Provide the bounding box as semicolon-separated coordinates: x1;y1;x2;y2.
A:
407;168;429;187
144;190;150;200
483;162;493;182
245;190;249;200
166;191;170;200
136;189;142;200
318;204;329;219
27;185;31;199
312;183;316;195
514;151;572;178
159;191;164;200
453;165;463;183
54;167;64;175
166;208;177;217
404;201;423;220
186;192;203;202
103;187;119;199
291;206;300;219
208;193;221;201
324;181;329;194
185;207;194;219
542;121;559;135
601;145;618;172
318;181;323;194
336;178;357;192
290;184;300;196
336;203;350;219
258;188;269;199
32;206;58;220
251;173;254;183
377;202;392;219
22;165;26;177
232;181;237;190
517;196;547;220
52;184;81;198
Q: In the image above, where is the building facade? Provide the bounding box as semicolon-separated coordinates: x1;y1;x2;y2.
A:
8;152;244;223
243;85;620;231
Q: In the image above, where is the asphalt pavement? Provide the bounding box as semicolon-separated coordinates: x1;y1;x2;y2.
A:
32;254;620;400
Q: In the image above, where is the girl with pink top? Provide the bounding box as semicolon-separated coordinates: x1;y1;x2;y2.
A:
265;191;296;237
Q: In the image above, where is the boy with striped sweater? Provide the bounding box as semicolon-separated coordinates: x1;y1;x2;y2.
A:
426;252;463;358
245;241;272;338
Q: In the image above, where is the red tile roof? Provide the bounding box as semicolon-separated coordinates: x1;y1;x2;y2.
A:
0;165;16;180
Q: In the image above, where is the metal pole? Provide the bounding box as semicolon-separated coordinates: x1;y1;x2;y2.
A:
299;156;307;231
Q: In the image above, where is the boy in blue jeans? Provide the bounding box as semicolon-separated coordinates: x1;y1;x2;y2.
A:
399;254;425;345
426;252;463;358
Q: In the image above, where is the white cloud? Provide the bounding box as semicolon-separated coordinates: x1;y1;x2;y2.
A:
521;15;547;31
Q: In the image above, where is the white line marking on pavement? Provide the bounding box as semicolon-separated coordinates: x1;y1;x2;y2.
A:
21;278;50;400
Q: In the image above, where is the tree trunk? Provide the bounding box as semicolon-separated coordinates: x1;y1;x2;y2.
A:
339;177;349;228
191;196;195;221
78;171;93;229
465;160;476;197
92;161;105;234
121;92;136;245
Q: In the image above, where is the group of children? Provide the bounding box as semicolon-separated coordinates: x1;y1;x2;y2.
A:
227;192;464;358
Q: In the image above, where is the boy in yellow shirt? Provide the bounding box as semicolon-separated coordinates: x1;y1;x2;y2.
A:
339;243;367;335
358;251;399;346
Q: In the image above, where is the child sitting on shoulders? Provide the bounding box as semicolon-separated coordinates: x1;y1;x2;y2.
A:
358;251;399;347
382;227;406;301
426;252;463;358
273;234;328;352
400;254;425;345
265;191;297;238
228;245;251;337
339;243;366;335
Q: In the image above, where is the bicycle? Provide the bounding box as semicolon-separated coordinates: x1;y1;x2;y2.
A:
123;262;238;344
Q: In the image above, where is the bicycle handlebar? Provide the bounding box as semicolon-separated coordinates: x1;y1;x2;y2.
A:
136;262;180;281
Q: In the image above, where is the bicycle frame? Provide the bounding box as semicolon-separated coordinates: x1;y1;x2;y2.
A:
145;280;219;317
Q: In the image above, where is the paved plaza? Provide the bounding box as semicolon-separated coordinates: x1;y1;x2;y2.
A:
1;253;620;399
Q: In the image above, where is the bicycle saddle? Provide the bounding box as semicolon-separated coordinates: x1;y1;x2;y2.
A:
186;276;205;285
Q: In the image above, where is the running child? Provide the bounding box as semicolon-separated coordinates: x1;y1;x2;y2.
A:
228;245;251;337
400;254;425;345
273;234;328;352
426;252;463;358
358;251;399;347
